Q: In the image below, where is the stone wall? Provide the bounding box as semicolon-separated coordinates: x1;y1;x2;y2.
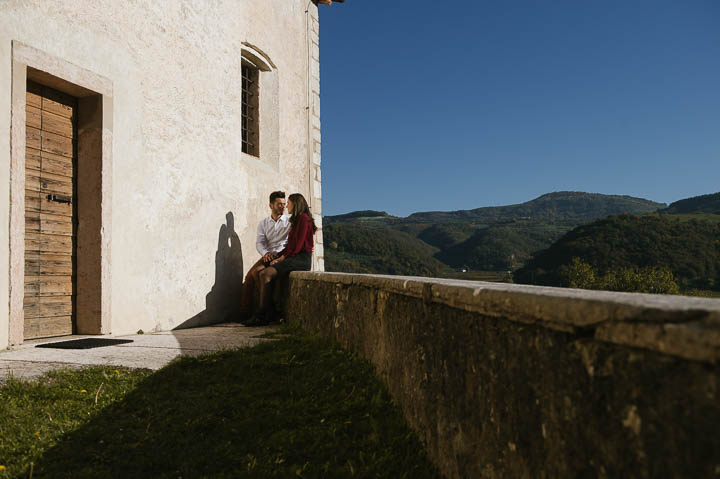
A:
287;272;720;479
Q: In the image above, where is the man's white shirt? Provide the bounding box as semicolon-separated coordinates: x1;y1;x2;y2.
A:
256;215;292;256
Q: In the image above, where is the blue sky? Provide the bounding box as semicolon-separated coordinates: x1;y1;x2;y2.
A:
318;1;720;217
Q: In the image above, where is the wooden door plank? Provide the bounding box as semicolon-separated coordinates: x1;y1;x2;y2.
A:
24;275;73;296
24;295;73;318
26;81;43;108
25;253;73;276
41;110;74;138
24;246;40;276
40;194;73;217
40;151;74;178
26;105;42;129
26;147;42;171
25;232;73;254
26;92;42;109
41;89;75;119
26;213;41;233
25;191;41;214
24;315;73;339
26;170;41;192
25;210;41;233
40;171;73;196
41;130;74;158
26;232;73;254
40;213;73;236
27;126;41;150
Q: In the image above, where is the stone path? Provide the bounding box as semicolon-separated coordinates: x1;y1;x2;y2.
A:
0;323;276;382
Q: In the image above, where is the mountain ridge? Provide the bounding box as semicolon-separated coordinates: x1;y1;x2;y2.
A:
659;191;720;215
326;191;665;225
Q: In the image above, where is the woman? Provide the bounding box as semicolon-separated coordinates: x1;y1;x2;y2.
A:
245;193;316;326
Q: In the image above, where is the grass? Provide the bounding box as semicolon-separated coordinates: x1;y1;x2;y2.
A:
0;327;439;478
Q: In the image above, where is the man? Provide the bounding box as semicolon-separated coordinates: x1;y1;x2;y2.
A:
237;191;292;322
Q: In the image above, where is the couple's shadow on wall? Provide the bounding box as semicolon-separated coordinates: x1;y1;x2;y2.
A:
173;212;243;330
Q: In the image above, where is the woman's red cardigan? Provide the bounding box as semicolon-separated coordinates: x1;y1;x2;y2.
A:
280;213;314;257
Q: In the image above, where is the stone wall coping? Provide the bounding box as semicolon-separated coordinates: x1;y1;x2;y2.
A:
291;272;720;362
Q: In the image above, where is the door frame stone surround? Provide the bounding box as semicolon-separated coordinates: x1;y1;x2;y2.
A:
9;41;113;345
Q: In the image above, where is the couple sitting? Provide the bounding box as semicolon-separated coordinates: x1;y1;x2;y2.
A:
238;191;316;326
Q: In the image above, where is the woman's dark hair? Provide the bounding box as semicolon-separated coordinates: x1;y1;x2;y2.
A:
269;191;285;203
288;193;317;233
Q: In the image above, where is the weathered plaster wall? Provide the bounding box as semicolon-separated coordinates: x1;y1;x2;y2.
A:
0;0;323;346
288;272;720;479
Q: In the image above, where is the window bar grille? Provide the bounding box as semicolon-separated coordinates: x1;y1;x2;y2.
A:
241;64;258;155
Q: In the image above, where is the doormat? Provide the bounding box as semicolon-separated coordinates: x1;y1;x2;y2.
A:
36;338;134;350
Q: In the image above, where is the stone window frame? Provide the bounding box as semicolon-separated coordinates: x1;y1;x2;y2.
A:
240;43;279;169
9;41;113;345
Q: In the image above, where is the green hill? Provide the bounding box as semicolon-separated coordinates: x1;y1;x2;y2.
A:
416;223;473;250
435;222;571;271
660;192;720;215
514;213;720;291
323;191;667;277
323;224;451;277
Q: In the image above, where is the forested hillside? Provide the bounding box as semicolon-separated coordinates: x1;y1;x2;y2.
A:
514;213;720;292
434;222;571;271
659;192;720;215
323;224;452;277
323;192;666;277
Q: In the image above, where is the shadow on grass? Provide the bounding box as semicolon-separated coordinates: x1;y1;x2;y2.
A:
21;331;439;478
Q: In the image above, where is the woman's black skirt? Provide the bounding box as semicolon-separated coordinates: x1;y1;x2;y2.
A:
273;251;312;277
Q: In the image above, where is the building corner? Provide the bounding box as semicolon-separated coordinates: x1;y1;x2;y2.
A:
308;4;324;271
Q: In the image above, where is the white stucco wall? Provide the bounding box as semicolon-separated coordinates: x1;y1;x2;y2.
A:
0;0;324;345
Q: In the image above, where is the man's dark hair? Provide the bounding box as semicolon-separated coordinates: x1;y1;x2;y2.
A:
269;191;285;203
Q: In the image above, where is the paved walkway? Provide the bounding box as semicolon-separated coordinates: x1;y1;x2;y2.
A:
0;323;276;382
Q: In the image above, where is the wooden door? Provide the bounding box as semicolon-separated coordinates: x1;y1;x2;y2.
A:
24;81;77;339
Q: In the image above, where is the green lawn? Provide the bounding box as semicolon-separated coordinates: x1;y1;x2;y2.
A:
0;328;438;478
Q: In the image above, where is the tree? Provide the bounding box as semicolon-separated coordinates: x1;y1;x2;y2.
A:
561;257;679;294
563;257;597;289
